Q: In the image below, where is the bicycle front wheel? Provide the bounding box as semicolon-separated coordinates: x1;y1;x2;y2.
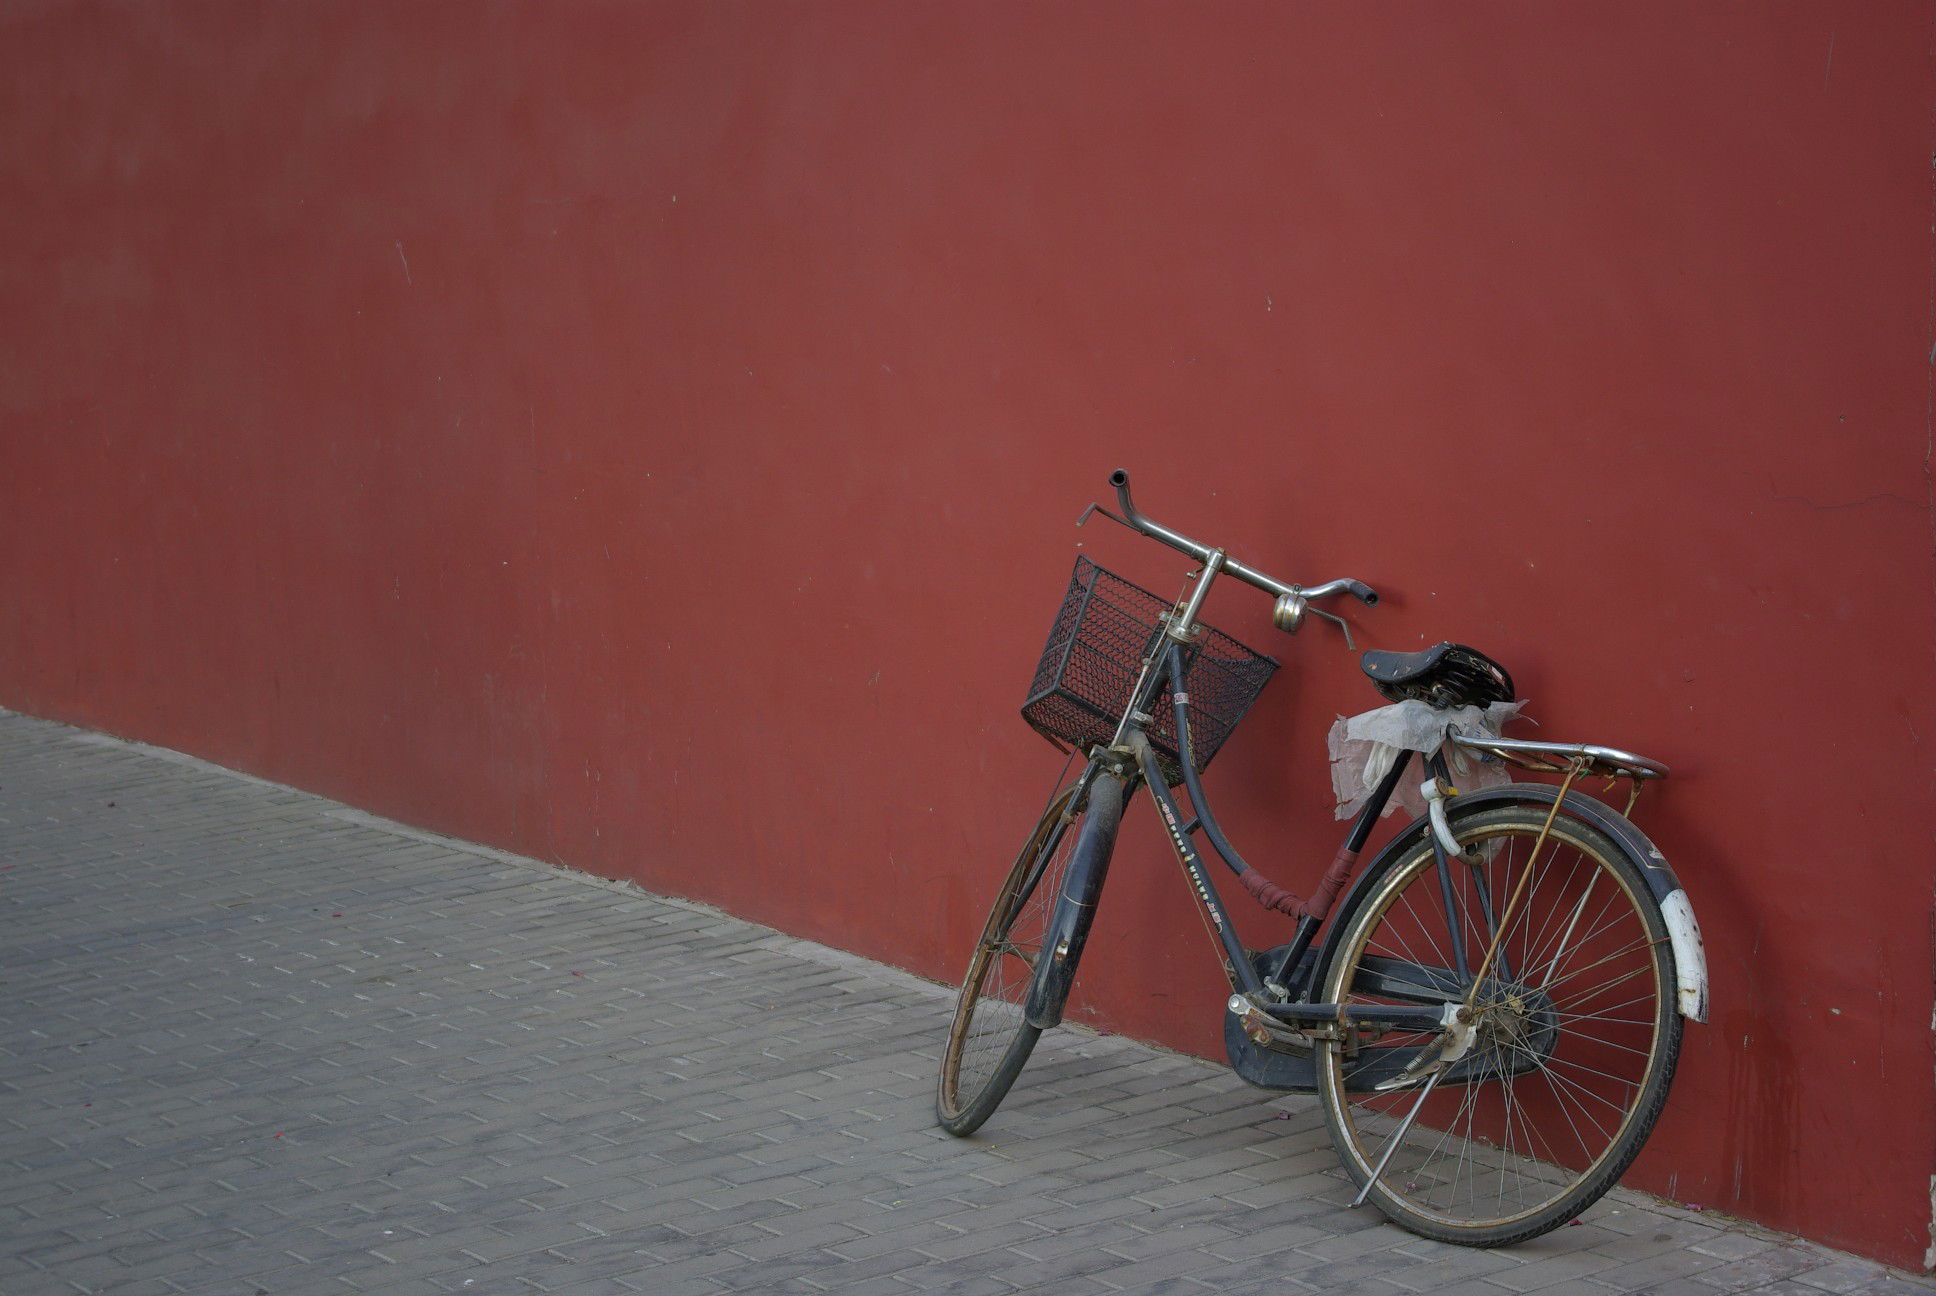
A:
936;781;1087;1136
1315;805;1682;1246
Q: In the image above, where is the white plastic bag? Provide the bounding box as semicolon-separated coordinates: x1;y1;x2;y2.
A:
1327;699;1526;820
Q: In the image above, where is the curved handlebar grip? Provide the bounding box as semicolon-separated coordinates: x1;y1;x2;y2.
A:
1108;468;1162;542
1346;580;1380;606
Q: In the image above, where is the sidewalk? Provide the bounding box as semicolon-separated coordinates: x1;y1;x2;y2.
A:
0;709;1926;1296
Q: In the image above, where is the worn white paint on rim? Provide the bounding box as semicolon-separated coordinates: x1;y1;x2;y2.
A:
1660;888;1708;1023
1925;1175;1935;1271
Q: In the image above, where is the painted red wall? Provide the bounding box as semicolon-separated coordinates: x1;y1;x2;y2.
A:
3;1;1931;1267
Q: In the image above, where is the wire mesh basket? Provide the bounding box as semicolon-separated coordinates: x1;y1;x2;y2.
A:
1022;557;1279;785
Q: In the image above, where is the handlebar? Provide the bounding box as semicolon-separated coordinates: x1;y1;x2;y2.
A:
1103;468;1379;609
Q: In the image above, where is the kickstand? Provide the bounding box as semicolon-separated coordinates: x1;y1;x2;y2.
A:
1352;1065;1444;1208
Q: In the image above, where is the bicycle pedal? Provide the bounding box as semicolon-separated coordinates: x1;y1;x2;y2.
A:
1227;994;1318;1052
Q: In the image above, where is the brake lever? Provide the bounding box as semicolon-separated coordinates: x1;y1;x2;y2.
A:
1306;604;1358;652
1077;502;1134;531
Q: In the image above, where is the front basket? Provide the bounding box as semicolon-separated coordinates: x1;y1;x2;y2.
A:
1021;557;1277;785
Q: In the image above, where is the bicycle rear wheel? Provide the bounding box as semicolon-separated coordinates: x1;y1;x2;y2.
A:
936;780;1088;1135
1315;805;1681;1246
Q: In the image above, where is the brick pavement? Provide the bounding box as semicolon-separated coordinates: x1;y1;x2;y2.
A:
1;708;1928;1295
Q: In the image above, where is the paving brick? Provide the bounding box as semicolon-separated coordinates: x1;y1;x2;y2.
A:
991;1240;1135;1287
1108;1274;1235;1296
1484;1247;1621;1291
1793;1258;1902;1292
1694;1245;1825;1291
783;1243;931;1289
825;1218;967;1261
1007;1220;1152;1263
892;1272;1024;1296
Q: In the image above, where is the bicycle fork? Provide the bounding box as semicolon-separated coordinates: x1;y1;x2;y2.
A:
1022;773;1128;1030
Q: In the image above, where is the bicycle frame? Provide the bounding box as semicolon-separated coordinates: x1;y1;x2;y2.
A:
1019;623;1453;1049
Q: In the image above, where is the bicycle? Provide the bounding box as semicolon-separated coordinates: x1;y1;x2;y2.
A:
934;469;1709;1247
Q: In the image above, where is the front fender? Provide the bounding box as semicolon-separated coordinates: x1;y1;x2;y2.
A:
1315;784;1708;1022
1021;774;1125;1029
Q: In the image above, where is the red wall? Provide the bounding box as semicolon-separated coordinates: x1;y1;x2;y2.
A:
4;2;1932;1267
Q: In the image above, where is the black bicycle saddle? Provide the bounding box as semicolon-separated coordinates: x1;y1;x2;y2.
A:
1360;642;1515;710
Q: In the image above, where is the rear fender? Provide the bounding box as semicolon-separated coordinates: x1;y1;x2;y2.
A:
1314;784;1708;1022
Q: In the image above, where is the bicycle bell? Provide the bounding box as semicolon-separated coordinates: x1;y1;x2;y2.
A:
1272;591;1307;633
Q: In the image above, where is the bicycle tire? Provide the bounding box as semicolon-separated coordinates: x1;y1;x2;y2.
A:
936;779;1095;1135
1315;805;1682;1246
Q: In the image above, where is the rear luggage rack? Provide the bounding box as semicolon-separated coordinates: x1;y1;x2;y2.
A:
1449;733;1668;781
